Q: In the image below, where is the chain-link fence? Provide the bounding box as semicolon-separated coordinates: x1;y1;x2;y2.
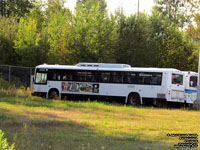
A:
0;65;35;88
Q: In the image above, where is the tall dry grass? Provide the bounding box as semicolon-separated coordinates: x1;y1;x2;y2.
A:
0;78;32;98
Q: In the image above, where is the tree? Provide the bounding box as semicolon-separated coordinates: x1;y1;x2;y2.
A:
150;6;196;71
0;16;19;65
186;0;200;71
77;0;107;12
115;12;154;67
14;3;47;66
45;0;72;64
0;0;34;17
154;0;191;28
69;0;118;64
187;0;200;41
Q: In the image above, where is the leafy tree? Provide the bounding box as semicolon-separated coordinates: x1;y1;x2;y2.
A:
69;0;118;64
77;0;107;12
187;0;200;40
186;0;200;71
154;0;191;28
45;0;72;64
0;16;19;65
150;6;196;71
0;0;34;17
14;3;47;66
115;12;154;67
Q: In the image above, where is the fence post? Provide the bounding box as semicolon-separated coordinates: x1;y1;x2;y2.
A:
8;66;11;83
30;68;32;90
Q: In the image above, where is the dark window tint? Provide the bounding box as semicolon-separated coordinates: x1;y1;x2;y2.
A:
75;71;97;82
138;72;162;85
123;72;137;84
62;70;73;81
44;68;162;85
48;69;74;81
190;76;197;87
112;72;123;83
172;74;183;85
99;72;111;83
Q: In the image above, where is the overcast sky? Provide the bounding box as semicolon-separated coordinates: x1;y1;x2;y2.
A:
65;0;155;16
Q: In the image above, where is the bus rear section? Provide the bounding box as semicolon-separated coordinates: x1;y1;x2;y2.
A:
165;70;185;103
183;71;198;104
123;68;185;106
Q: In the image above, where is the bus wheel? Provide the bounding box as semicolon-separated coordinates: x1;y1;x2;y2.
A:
48;90;59;99
127;93;140;106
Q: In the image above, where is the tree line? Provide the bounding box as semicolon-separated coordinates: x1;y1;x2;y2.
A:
0;0;199;72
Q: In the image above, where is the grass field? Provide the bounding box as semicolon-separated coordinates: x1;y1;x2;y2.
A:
0;87;200;149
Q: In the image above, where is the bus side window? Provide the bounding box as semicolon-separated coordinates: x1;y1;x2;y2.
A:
62;75;67;81
57;75;61;81
123;72;136;84
100;72;110;83
144;78;151;84
151;73;162;85
52;74;57;80
67;73;73;81
123;72;130;83
75;71;96;82
112;72;123;83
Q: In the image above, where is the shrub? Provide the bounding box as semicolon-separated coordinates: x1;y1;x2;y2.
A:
0;130;15;150
0;78;11;89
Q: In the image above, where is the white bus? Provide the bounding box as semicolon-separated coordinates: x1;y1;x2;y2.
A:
33;63;185;106
183;71;198;105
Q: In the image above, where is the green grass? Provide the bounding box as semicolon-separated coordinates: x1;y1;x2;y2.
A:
0;91;200;149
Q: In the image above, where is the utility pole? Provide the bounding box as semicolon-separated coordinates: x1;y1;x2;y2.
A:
194;47;200;109
138;0;139;19
197;48;200;101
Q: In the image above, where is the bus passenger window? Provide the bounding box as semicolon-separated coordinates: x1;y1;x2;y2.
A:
76;71;96;82
112;72;123;83
100;72;110;83
144;78;151;84
62;75;67;81
52;74;57;80
57;75;61;81
67;73;73;81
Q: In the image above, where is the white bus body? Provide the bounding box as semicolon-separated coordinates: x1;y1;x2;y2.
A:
183;71;198;104
33;63;185;106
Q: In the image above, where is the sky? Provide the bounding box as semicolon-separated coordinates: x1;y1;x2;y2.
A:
65;0;155;16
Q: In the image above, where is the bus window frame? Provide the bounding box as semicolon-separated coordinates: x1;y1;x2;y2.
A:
189;76;197;88
35;71;48;84
35;68;163;86
172;73;183;85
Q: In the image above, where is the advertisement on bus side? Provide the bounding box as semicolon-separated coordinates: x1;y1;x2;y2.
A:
61;82;99;93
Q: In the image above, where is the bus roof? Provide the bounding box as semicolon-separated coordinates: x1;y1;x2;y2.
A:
182;71;198;76
36;63;182;73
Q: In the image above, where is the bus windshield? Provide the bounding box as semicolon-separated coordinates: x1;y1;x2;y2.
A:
35;72;47;84
172;74;183;85
190;76;197;87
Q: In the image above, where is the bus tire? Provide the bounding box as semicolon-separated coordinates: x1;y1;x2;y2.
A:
127;93;141;106
48;89;59;99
